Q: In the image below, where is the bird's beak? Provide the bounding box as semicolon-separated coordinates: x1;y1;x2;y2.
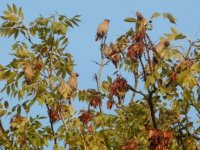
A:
76;73;79;77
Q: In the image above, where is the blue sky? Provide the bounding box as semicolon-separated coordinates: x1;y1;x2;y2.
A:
0;0;200;148
0;1;200;89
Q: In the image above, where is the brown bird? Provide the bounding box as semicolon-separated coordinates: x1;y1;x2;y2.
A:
101;43;112;58
136;12;147;32
95;19;110;42
58;82;72;99
24;62;33;84
68;72;79;90
58;73;79;101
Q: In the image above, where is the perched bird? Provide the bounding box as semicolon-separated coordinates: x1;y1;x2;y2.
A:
24;62;33;84
58;82;72;99
95;19;110;42
58;73;79;101
101;43;112;58
68;72;79;90
136;12;147;32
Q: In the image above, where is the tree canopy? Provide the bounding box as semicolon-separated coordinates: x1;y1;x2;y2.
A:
0;4;200;150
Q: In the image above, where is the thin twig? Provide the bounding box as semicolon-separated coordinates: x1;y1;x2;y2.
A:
189;99;200;115
139;55;146;81
45;32;58;145
59;110;68;133
145;34;160;58
146;44;153;73
130;71;139;103
94;74;99;94
97;38;107;92
92;60;110;67
185;40;195;59
128;84;147;98
177;123;187;150
46;103;57;144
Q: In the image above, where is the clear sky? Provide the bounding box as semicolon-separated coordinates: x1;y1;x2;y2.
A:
0;0;200;149
1;0;200;90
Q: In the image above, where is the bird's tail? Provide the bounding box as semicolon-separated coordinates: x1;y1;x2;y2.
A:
95;35;99;41
95;33;101;41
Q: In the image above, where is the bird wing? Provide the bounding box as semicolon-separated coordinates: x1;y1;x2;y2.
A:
97;22;108;36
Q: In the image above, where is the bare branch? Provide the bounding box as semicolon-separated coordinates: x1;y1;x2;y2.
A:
46;103;57;144
185;40;195;59
139;55;146;81
130;71;139;103
128;84;147;98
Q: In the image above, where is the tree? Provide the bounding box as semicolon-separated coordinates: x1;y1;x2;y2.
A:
0;4;199;150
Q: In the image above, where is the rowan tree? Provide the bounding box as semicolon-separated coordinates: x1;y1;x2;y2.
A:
0;4;200;150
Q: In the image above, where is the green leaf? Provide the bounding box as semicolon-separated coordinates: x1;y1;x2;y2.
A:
13;4;17;14
4;101;9;109
171;27;177;34
0;110;7;117
18;7;23;18
68;105;74;115
16;72;24;81
175;34;186;40
6;86;10;95
14;30;19;39
52;22;66;35
29;27;36;36
37;95;46;105
19;89;25;99
101;81;109;91
124;17;137;23
151;12;161;19
107;76;112;83
71;19;79;26
147;76;155;84
163;13;176;24
17;105;21;115
7;4;13;13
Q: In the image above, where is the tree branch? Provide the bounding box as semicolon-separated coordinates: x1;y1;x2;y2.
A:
139;55;146;81
46;103;57;144
130;71;139;103
185;40;195;59
145;34;160;58
147;88;157;129
128;84;147;98
97;38;107;92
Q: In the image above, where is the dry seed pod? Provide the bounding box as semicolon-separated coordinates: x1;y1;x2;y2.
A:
147;129;173;150
49;107;60;123
110;75;128;104
107;100;114;109
132;31;146;42
127;43;144;60
89;96;102;109
79;111;93;125
111;53;121;69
